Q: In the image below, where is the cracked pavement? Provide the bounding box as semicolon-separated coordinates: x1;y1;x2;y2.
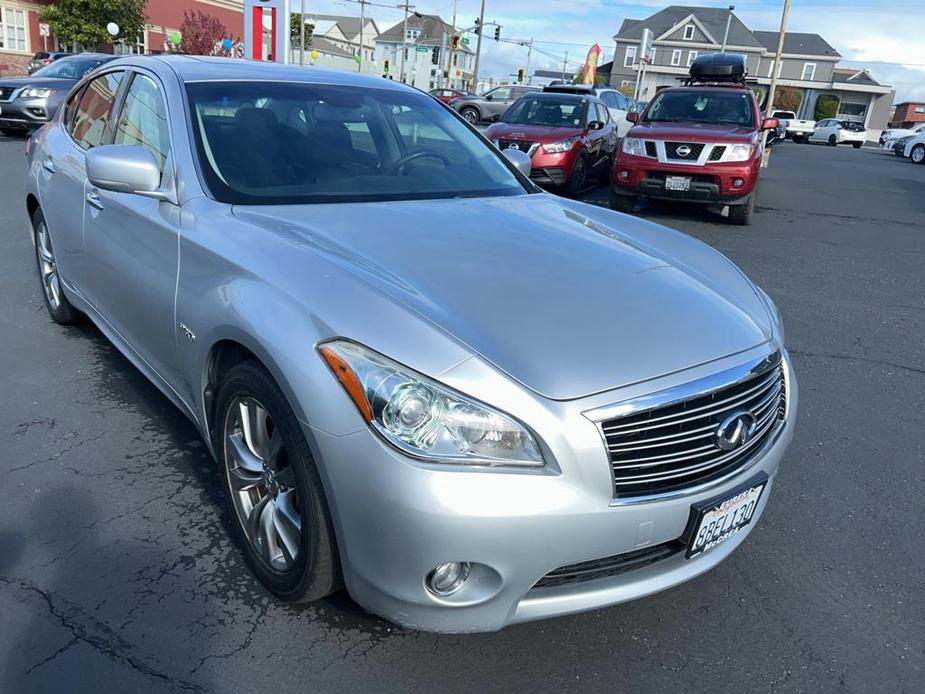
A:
1;134;923;693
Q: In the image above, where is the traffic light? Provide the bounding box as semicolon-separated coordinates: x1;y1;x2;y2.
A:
474;18;480;35
383;58;390;74
517;67;525;83
431;46;440;64
494;25;501;41
452;34;460;49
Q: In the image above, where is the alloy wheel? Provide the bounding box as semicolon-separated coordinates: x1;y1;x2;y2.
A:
912;145;925;164
223;396;303;572
35;220;61;310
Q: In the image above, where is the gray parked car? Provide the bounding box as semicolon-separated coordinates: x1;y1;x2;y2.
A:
0;53;115;135
25;55;796;633
452;84;540;123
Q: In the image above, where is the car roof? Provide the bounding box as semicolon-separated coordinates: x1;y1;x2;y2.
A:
59;52;114;61
521;91;589;103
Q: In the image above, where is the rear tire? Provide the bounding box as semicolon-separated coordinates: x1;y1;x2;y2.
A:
852;142;862;149
792;135;804;144
598;155;613;185
609;191;637;214
31;208;81;325
215;360;340;603
911;144;925;164
727;190;756;226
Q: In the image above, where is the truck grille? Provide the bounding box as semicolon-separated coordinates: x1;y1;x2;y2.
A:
644;141;658;157
665;141;705;160
497;139;537;155
708;145;726;161
0;87;15;101
602;361;786;498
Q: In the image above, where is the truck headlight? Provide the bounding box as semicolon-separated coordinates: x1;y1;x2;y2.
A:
622;137;645;156
318;340;545;467
542;138;578;153
20;87;55;99
720;143;754;162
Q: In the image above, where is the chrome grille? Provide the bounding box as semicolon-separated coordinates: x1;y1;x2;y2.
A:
601;362;785;498
497;139;537;155
0;87;15;102
665;141;705;160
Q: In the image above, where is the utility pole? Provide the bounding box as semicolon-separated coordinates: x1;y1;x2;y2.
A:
446;0;457;89
471;0;486;90
299;0;306;65
524;38;533;85
721;4;734;52
399;1;412;84
439;30;447;88
762;0;791;165
561;51;568;81
358;0;365;72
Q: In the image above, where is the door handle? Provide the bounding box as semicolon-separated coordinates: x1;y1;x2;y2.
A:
41;158;56;174
85;190;104;210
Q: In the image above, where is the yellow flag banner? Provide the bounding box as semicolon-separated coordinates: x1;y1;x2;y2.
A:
578;43;601;85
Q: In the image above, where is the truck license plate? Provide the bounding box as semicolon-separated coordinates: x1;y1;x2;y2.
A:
665;176;691;192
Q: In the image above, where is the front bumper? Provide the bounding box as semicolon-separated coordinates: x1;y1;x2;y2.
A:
0;96;52;131
307;350;797;633
612;152;759;204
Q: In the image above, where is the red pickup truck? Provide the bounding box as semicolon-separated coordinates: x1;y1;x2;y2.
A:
610;53;778;225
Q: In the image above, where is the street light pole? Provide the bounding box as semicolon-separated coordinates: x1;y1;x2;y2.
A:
721;4;734;52
358;0;365;72
524;38;533;85
471;0;486;89
762;0;791;165
446;0;457;88
299;0;306;65
399;1;411;83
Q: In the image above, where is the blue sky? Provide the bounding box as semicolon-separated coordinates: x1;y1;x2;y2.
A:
311;0;925;101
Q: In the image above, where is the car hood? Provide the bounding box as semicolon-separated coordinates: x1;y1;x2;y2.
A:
628;121;757;143
486;123;584;143
232;195;772;400
0;76;77;90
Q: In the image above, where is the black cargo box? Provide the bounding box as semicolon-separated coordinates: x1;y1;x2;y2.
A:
689;53;747;79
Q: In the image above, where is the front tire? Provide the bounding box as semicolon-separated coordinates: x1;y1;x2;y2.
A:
565;152;588;198
31;208;81;325
852;142;862;149
827;135;837;146
727;190;756;226
911;144;925;164
460;107;480;124
609;191;637;214
216;360;339;602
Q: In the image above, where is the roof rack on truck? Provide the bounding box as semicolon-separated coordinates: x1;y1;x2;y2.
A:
680;53;757;87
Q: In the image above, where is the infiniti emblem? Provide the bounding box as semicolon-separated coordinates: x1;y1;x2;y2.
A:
715;410;758;451
676;144;692;157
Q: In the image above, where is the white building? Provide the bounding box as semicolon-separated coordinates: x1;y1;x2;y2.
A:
375;14;474;91
294;13;380;74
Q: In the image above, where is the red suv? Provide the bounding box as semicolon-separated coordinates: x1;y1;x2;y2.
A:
610;54;778;225
486;91;618;198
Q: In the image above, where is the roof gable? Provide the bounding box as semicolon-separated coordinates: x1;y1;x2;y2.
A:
614;5;763;48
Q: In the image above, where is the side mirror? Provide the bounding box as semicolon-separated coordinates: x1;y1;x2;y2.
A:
626;111;639;123
484;93;493;101
502;147;532;177
587;120;604;131
761;117;780;131
86;144;165;199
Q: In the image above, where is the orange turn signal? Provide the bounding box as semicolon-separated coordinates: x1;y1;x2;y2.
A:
318;344;373;423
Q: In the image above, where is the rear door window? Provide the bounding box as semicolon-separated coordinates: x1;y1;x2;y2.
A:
70;71;124;149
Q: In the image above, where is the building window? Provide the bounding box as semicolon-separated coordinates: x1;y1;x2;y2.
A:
624;45;636;67
683;24;695;40
801;62;816;81
0;6;28;52
838;102;866;117
687;50;698;66
115;30;147;55
767;60;782;78
671;49;682;66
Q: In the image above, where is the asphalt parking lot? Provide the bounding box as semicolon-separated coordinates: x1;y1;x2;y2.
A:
1;134;923;693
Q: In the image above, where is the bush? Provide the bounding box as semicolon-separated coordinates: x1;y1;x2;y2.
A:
814;94;839;121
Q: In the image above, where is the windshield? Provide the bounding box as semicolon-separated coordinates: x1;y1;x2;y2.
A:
502;96;585;127
645;90;755;127
187;81;528;205
31;57;104;79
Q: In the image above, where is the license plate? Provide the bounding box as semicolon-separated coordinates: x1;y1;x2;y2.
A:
664;176;691;191
684;474;767;558
794;131;805;136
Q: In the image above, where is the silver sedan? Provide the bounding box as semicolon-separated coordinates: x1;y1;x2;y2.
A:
25;55;796;633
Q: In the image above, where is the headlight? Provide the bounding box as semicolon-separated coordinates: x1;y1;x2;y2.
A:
542;138;578;154
719;143;754;162
622;137;645;156
318;340;545;467
20;87;55;99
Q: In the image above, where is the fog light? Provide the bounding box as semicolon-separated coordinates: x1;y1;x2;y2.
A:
426;561;470;596
732;177;744;188
619;170;630;180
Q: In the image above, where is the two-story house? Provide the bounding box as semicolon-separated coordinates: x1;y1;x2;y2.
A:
301;13;380;71
610;5;894;136
375;14;474;91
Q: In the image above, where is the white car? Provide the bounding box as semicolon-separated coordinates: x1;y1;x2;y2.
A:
809;119;867;148
880;122;925;144
903;132;925;164
543;84;636;137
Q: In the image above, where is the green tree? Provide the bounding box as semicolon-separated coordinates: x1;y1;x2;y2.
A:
290;14;314;50
39;0;147;51
773;86;803;113
814;94;839;120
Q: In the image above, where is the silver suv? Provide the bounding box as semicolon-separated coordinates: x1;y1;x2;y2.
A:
452;84;540;123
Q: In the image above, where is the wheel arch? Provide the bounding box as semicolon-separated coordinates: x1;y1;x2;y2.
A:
26;193;40;221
